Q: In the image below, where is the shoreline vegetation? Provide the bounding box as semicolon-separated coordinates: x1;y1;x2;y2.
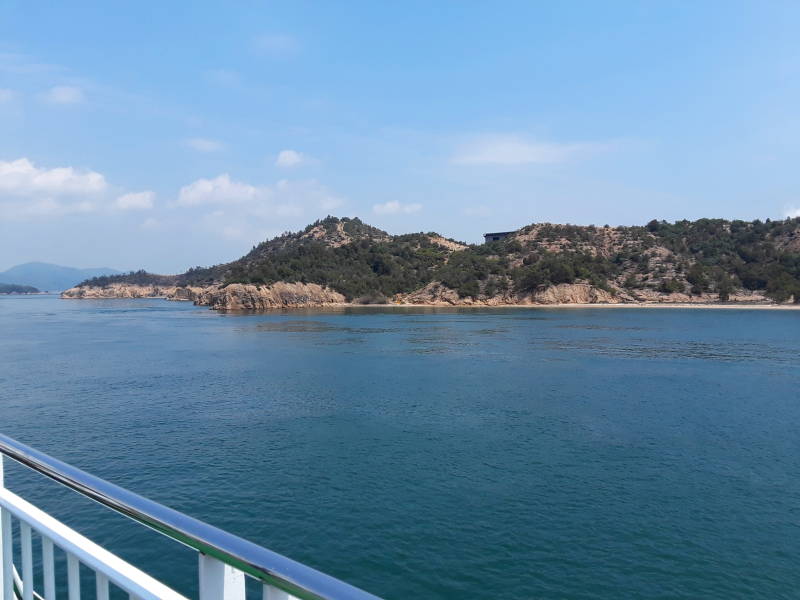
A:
63;216;800;311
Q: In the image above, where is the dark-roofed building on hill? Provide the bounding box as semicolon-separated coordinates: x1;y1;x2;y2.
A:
483;231;515;243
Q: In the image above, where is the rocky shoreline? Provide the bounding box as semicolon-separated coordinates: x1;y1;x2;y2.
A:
61;282;345;310
61;281;780;310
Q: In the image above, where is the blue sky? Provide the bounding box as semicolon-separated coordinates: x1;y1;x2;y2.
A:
1;1;799;272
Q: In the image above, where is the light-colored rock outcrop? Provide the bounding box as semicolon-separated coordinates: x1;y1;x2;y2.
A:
169;286;206;301
63;281;345;310
63;280;781;310
61;284;181;299
398;282;463;305
193;282;345;310
397;281;618;305
427;235;468;252
527;283;617;304
623;287;772;304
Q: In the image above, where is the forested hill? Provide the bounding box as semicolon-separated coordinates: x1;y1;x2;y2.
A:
78;216;800;303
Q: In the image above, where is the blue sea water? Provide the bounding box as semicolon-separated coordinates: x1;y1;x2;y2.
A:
1;295;800;599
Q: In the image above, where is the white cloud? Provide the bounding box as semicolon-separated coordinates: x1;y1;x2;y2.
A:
0;89;15;102
0;158;106;195
373;201;422;215
275;149;316;168
452;135;607;166
115;191;155;211
177;174;345;239
185;137;225;152
0;158;169;220
785;206;800;218
40;85;84;105
0;158;172;220
177;174;261;206
253;33;299;56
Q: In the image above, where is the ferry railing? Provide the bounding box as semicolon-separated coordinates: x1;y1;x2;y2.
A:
0;434;382;600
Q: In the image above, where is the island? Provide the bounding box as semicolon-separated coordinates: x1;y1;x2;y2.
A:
62;216;800;310
0;283;40;294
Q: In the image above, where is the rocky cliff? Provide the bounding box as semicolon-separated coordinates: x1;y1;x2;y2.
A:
193;282;345;310
61;283;184;299
63;282;346;310
62;279;774;310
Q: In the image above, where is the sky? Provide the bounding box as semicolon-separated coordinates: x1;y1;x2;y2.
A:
1;1;799;273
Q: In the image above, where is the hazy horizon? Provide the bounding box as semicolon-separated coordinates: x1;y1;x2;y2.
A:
2;1;799;272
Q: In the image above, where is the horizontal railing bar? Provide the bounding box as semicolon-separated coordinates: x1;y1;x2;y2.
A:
0;489;187;600
0;435;381;600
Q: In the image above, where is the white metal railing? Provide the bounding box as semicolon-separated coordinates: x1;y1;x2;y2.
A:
0;436;382;600
0;482;185;600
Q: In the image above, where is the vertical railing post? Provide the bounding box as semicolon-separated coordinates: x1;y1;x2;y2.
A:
0;511;9;600
20;522;33;600
0;454;13;600
96;571;110;600
42;537;55;600
67;553;80;600
0;455;3;600
263;585;291;600
0;454;6;598
199;554;245;600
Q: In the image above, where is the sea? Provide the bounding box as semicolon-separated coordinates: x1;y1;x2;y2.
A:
1;295;799;599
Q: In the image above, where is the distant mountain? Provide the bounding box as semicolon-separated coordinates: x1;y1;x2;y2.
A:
0;262;121;292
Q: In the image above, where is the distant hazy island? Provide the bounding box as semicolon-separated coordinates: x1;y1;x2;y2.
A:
0;262;121;292
62;216;800;310
0;283;40;294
